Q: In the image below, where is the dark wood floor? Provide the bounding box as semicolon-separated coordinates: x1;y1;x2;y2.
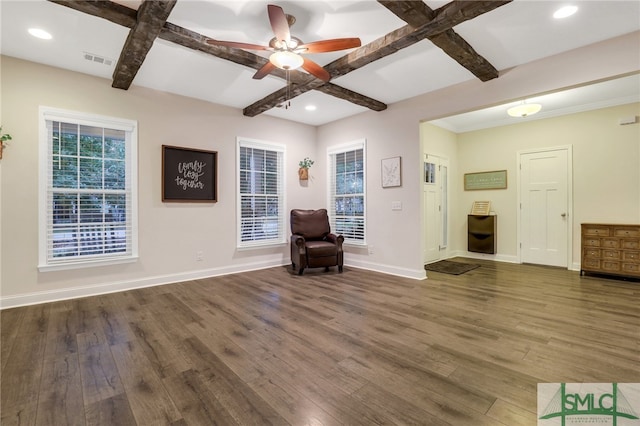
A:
2;258;639;425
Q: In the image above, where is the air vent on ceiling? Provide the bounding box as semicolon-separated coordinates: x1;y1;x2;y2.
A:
83;52;113;66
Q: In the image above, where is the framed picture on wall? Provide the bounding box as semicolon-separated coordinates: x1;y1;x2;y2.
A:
381;156;402;188
162;145;218;202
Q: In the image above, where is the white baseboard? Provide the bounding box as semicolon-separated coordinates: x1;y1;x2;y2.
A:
345;259;427;280
459;251;519;264
0;259;287;310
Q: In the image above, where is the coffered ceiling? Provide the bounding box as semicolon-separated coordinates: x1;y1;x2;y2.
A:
1;1;639;127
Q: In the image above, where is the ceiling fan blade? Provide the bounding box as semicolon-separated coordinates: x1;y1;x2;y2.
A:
253;62;276;80
267;4;290;44
298;38;362;53
206;39;270;51
301;57;330;82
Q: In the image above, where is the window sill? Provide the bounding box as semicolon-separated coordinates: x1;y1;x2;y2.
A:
236;242;287;251
38;256;138;272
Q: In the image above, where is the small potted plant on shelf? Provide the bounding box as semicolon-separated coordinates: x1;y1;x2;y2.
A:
298;157;314;180
0;126;12;160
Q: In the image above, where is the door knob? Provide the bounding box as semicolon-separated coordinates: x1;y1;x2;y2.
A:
561;213;567;218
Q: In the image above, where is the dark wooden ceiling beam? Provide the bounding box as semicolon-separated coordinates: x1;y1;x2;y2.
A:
47;0;510;119
159;22;388;115
243;80;387;117
112;1;177;89
46;0;386;114
246;1;510;115
378;0;503;81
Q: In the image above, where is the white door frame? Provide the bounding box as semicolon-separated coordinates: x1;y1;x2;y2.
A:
423;154;450;263
516;145;574;269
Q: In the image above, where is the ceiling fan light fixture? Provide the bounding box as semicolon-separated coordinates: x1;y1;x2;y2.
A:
507;103;542;118
270;50;304;70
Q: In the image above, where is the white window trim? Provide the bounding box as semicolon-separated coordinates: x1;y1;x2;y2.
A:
327;139;367;246
236;137;287;249
38;106;139;272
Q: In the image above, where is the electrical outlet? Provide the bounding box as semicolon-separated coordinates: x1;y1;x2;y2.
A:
368;246;374;255
196;251;203;261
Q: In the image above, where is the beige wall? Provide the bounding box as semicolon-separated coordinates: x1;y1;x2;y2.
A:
1;30;638;308
0;56;321;307
318;31;639;277
421;103;640;268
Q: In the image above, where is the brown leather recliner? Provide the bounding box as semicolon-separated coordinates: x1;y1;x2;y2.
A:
290;209;344;275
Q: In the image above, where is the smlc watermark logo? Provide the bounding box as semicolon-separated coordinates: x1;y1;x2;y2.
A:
538;383;640;425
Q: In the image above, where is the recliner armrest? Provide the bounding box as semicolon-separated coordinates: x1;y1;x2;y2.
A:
326;233;344;248
291;235;306;248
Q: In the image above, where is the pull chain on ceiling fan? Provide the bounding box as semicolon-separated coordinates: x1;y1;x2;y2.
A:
206;4;361;82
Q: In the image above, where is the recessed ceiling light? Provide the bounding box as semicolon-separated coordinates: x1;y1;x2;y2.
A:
305;105;317;111
553;5;578;19
28;28;52;40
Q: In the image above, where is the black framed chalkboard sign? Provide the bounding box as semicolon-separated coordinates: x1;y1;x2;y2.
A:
162;145;218;202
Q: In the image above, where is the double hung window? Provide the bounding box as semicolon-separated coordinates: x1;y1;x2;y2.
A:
39;107;138;271
328;140;366;244
237;138;285;247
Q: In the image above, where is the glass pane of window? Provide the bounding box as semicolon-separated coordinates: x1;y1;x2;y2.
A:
105;194;126;223
53;193;78;224
79;194;104;223
104;129;125;160
79;158;103;189
52;156;78;189
105;160;125;190
79;125;103;158
53;122;79;156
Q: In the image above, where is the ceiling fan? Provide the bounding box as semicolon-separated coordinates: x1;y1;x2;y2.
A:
206;4;361;82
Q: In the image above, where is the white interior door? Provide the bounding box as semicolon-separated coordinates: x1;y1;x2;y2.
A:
519;147;571;267
423;155;448;263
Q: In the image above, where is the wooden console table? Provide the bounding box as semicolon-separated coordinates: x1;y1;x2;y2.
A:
581;223;640;279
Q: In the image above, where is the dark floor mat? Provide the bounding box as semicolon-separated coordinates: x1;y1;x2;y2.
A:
425;260;480;275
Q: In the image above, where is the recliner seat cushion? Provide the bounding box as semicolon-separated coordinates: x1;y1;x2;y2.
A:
305;240;338;257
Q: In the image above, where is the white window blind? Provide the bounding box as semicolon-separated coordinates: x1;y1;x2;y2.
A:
237;138;286;247
39;107;138;271
328;140;366;244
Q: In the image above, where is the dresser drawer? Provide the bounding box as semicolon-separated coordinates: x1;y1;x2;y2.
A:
601;238;619;248
614;227;640;238
622;263;640;274
622;239;640;250
582;258;600;270
583;237;601;247
602;249;621;260
623;251;640;262
583;248;601;258
583;226;610;237
602;260;620;272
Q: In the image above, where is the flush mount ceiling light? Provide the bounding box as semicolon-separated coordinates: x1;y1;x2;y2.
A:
507;102;542;118
28;28;52;40
305;105;317;111
553;5;578;19
269;50;304;70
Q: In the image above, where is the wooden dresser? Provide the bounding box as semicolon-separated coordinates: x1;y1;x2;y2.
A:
581;223;640;279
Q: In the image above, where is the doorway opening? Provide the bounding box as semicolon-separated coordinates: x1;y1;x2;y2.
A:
423;154;449;264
